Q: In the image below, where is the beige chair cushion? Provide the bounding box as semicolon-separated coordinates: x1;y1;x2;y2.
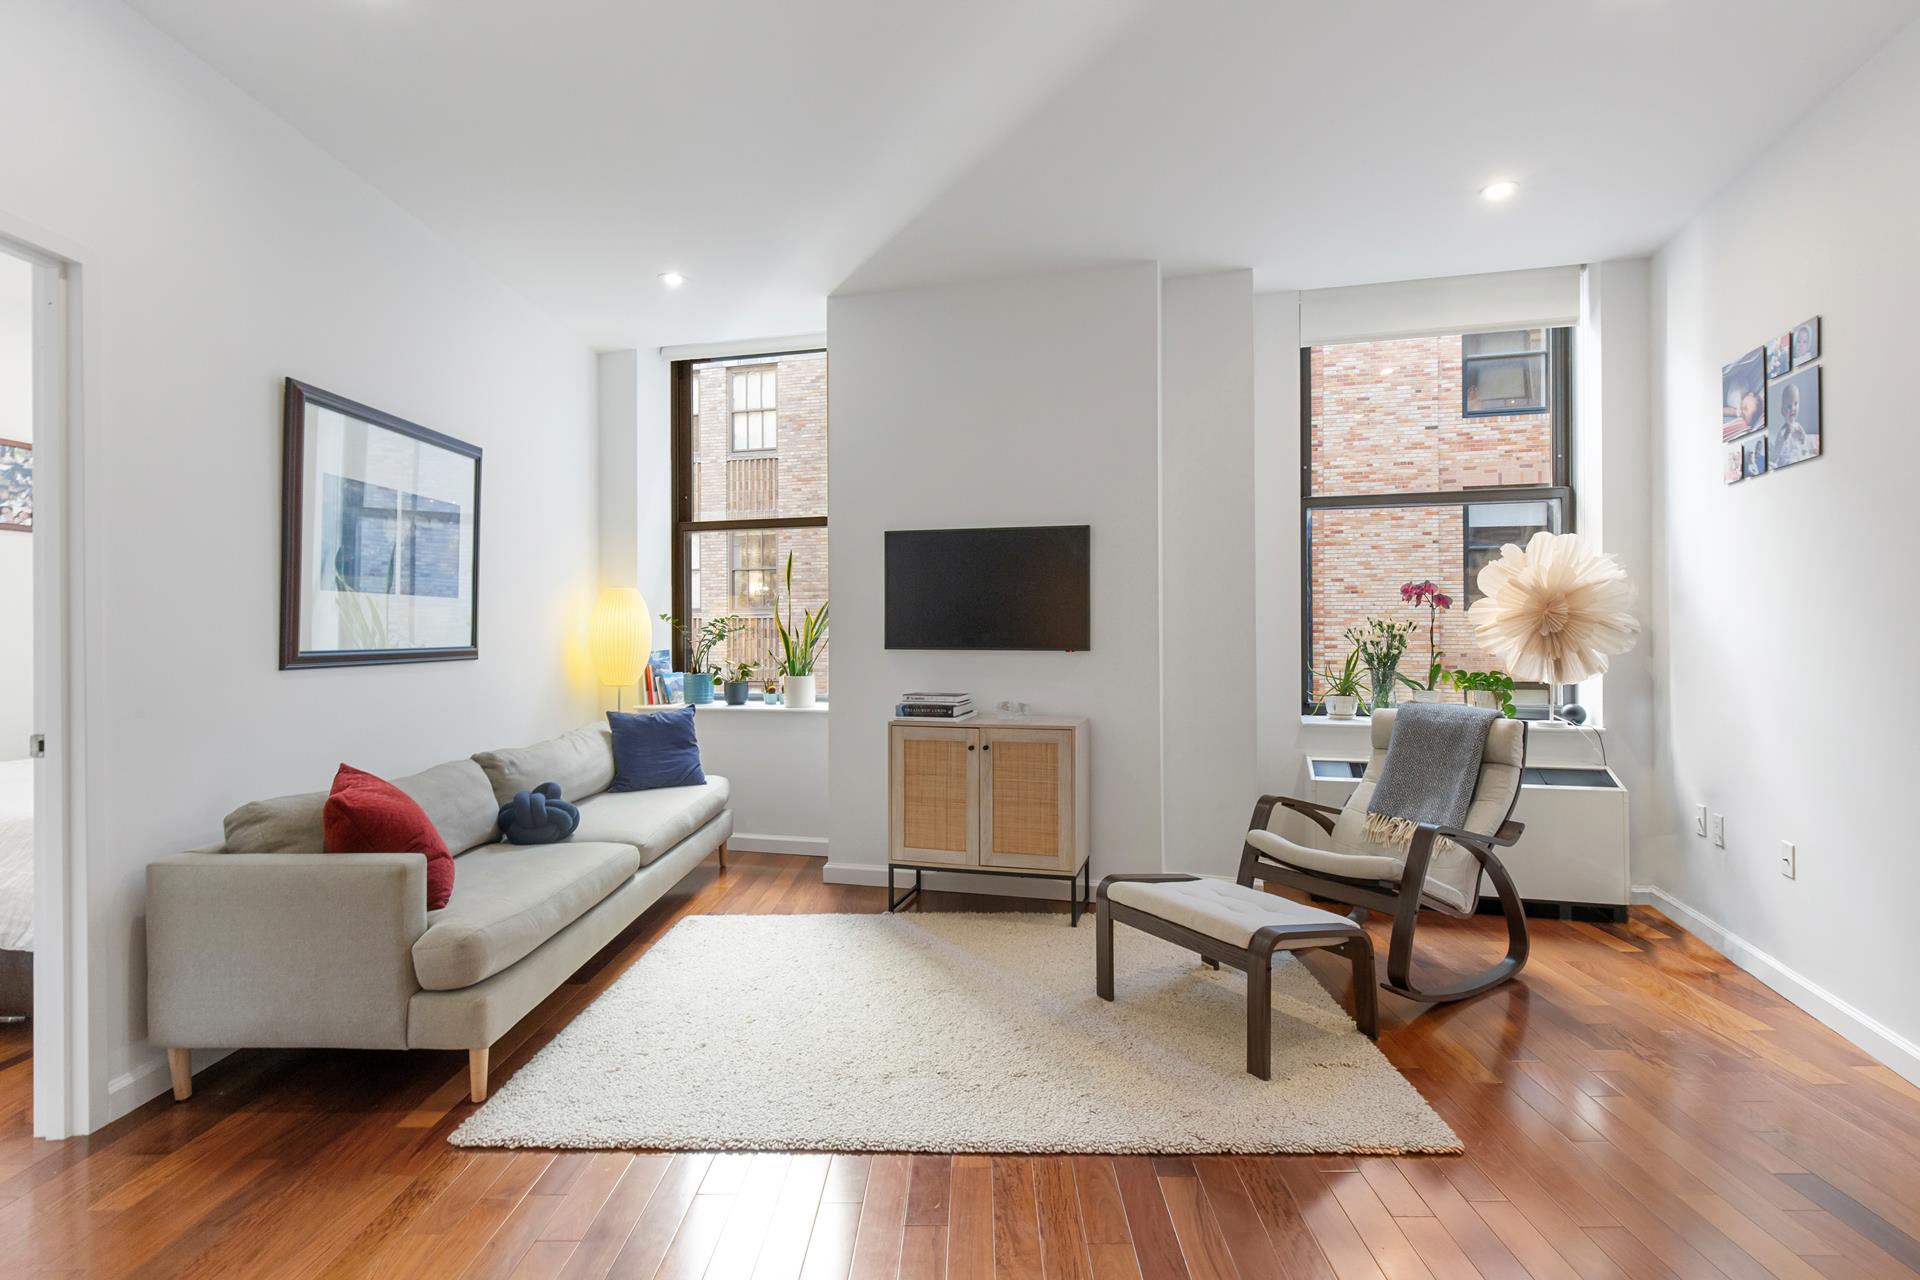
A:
472;725;617;806
1107;879;1360;949
1262;709;1524;913
411;841;642;990
571;777;731;866
223;758;502;856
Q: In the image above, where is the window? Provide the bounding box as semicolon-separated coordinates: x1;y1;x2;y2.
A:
672;349;828;696
730;530;778;612
1462;329;1548;417
730;365;777;452
1302;329;1572;715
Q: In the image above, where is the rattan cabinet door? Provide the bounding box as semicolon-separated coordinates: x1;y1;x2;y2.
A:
890;724;979;866
979;728;1075;871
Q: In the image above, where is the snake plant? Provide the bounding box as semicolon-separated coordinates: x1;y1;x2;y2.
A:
773;551;828;677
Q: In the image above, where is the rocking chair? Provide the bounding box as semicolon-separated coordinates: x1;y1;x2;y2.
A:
1250;709;1531;1003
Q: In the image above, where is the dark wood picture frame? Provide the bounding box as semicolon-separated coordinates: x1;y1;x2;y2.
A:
280;378;482;669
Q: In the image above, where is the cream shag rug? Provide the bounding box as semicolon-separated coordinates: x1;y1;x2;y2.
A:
451;913;1457;1155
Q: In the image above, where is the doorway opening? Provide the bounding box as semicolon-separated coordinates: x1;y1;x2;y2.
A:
0;250;36;1127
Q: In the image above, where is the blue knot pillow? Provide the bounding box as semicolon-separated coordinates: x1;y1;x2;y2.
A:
608;706;706;791
498;782;580;845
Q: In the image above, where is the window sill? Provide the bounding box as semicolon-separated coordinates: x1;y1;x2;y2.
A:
690;701;829;715
1297;713;1602;733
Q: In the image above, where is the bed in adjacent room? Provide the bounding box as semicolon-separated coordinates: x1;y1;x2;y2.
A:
0;758;31;1019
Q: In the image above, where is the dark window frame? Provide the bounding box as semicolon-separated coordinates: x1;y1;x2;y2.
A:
1299;327;1575;715
670;349;827;673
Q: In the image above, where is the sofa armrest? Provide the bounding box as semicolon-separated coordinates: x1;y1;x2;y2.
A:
147;852;428;1051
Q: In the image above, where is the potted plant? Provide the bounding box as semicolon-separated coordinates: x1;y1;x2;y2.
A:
1308;649;1367;719
659;612;745;705
1346;617;1417;711
1448;668;1517;717
1401;580;1452;703
772;552;828;709
721;659;756;706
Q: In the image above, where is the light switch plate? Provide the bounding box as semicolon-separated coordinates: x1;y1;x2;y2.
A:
1781;841;1796;879
1694;804;1708;837
1711;813;1726;848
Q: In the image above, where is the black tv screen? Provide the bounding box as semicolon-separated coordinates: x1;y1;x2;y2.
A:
885;525;1090;650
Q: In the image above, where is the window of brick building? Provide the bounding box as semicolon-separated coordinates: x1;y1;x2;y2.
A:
729;365;777;453
672;348;827;697
1302;329;1572;714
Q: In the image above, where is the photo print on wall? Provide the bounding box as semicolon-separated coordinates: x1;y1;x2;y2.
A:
1721;347;1766;441
1769;365;1821;467
1744;434;1768;479
1724;440;1747;485
1767;332;1792;378
1792;316;1821;367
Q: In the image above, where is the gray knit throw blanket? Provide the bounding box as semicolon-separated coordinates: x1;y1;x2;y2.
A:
1363;703;1499;852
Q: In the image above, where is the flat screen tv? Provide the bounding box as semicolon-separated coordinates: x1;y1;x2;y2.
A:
885;525;1090;651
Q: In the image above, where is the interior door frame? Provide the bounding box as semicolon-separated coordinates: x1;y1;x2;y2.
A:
2;215;90;1139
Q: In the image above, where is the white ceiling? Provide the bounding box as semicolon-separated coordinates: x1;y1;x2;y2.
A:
125;0;1920;349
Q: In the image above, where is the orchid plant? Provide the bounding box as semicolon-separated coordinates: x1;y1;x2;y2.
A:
1401;580;1453;690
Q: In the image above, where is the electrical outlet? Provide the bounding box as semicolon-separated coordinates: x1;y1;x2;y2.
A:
1781;841;1796;879
1694;804;1708;837
1711;813;1726;848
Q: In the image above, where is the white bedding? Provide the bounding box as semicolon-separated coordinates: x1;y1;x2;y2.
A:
0;758;32;952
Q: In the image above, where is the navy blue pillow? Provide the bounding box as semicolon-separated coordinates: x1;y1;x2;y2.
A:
607;707;707;791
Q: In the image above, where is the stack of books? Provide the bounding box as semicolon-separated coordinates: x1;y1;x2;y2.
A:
895;692;975;720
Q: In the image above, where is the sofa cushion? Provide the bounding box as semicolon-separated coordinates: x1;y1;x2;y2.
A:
223;757;501;855
395;759;502;855
472;725;616;806
410;841;642;990
323;765;455;910
607;707;706;792
571;777;730;866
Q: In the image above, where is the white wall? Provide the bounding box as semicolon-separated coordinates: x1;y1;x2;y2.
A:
692;708;829;855
1161;272;1257;876
1648;19;1920;1074
825;263;1164;886
0;0;599;1127
0;254;29;760
1575;260;1657;856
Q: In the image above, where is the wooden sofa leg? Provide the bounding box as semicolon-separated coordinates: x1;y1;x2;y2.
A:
469;1048;489;1104
167;1048;192;1101
717;841;728;869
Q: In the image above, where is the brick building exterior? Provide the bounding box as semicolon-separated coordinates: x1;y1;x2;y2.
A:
1307;334;1559;701
686;351;830;696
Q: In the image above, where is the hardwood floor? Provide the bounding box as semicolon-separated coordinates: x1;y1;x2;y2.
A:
2;850;1918;1279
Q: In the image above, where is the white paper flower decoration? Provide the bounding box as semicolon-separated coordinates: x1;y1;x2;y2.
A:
1467;532;1640;685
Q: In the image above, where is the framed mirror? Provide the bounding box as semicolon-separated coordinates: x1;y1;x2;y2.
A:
280;378;482;668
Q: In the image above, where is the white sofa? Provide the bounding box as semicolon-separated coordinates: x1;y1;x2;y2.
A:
146;723;731;1102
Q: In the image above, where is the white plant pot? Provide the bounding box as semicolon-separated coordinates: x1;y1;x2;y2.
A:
785;674;817;709
1410;688;1442;704
1465;689;1498;709
1324;694;1359;720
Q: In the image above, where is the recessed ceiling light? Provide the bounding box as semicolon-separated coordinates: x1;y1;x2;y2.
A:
658;271;686;288
1480;180;1519;202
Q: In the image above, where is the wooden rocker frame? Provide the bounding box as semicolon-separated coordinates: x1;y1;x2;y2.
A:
1096;873;1378;1079
1244;783;1529;1004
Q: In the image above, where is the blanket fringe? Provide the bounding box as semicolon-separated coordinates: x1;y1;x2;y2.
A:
1364;811;1419;852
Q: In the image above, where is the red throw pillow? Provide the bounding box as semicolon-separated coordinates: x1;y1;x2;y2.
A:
323;764;454;910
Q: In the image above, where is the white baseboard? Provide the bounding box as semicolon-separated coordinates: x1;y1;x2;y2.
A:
824;860;1079;902
728;834;828;858
105;1046;233;1122
1634;883;1920;1087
